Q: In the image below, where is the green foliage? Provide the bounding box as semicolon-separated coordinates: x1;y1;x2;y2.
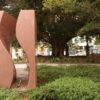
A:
12;0;100;57
0;0;5;6
77;0;100;36
0;88;20;100
11;36;20;48
0;0;99;57
78;21;100;36
43;0;77;12
37;65;100;85
96;37;100;45
16;0;42;10
38;0;91;57
1;65;100;99
25;77;100;100
65;65;100;82
26;64;100;99
37;65;67;85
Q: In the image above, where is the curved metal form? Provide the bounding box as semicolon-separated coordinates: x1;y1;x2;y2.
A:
0;11;16;88
16;10;37;89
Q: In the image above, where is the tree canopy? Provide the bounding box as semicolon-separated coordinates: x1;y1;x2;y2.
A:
78;0;100;36
37;0;97;56
2;0;99;57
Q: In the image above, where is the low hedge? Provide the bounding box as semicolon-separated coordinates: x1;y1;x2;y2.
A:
0;88;20;100
25;77;100;100
37;65;100;86
37;55;100;63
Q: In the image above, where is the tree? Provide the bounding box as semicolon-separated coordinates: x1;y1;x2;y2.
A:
78;0;100;56
38;0;94;57
0;0;6;9
15;0;83;57
11;0;99;57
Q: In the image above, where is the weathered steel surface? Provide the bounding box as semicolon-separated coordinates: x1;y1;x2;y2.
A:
16;10;37;89
0;11;16;88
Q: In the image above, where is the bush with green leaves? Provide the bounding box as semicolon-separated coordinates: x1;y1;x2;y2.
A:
0;88;20;100
25;77;100;100
37;65;100;86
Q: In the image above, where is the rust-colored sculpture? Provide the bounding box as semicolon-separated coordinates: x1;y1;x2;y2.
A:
0;10;36;89
0;11;16;88
16;10;37;89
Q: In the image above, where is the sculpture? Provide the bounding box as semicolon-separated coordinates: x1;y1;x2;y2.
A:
0;10;37;89
0;11;16;88
16;10;37;89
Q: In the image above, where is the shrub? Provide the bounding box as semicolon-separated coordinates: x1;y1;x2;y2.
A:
65;65;100;82
37;65;100;86
37;56;100;63
0;88;20;100
37;65;67;85
25;77;100;100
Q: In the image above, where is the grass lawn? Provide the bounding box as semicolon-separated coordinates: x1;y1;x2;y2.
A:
1;64;100;100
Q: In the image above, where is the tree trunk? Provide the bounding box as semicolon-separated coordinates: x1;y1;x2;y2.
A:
86;45;89;56
85;36;90;56
52;42;65;57
65;44;69;56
